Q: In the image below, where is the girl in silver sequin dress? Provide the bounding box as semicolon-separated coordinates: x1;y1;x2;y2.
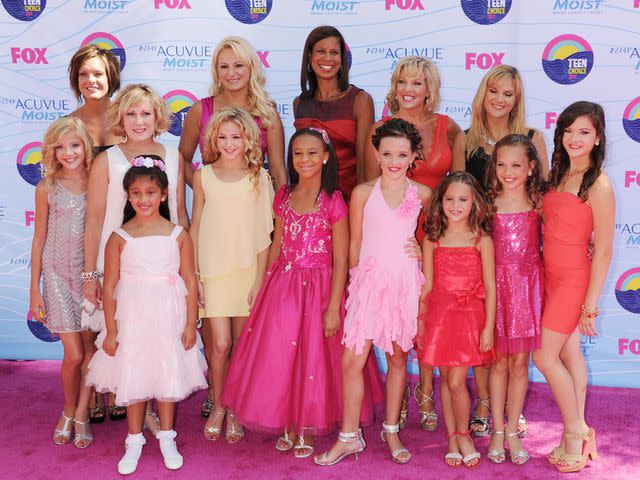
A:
29;117;95;449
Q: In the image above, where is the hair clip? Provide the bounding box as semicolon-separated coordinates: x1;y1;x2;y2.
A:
130;156;166;171
309;127;331;145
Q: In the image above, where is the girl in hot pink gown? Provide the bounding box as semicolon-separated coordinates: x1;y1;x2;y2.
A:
223;128;383;459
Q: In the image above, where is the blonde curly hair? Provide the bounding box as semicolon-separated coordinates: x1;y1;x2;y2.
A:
41;117;94;186
202;107;263;189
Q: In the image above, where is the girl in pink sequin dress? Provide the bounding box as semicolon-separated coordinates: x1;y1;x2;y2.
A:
484;134;545;466
416;172;495;469
315;119;432;466
223;128;383;459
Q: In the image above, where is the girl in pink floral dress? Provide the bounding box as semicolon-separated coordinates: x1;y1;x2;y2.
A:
223;128;383;459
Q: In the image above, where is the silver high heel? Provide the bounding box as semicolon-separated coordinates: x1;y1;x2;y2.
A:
414;382;438;431
506;431;530;465
380;422;411;464
52;412;74;445
73;419;94;449
487;430;505;463
314;429;366;466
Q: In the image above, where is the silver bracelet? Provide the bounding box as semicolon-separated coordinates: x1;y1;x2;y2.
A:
81;271;103;283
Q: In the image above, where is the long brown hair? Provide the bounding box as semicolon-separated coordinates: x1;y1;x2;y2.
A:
425;172;491;242
547;101;606;202
485;134;545;210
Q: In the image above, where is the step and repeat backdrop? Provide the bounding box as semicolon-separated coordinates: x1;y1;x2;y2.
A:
1;0;638;387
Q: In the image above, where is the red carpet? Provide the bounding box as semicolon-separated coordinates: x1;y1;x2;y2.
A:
1;360;638;479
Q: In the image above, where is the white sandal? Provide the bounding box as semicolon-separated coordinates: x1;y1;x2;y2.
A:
380;422;411;464
275;430;294;452
314;429;366;466
73;419;94;449
52;413;74;445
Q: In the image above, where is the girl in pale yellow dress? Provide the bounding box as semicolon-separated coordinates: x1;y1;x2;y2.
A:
190;107;274;443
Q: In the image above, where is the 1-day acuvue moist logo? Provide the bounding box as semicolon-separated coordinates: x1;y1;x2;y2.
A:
81;32;126;70
225;0;272;24
615;267;640;314
2;0;46;21
460;0;511;24
622;96;640;143
542;34;594;85
16;141;43;186
164;90;197;136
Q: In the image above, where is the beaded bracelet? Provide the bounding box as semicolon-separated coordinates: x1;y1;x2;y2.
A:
81;271;103;283
581;304;599;319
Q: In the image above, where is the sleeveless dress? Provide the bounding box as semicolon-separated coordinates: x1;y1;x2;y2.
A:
222;187;384;434
343;180;425;355
417;244;495;367
198;166;273;317
294;85;362;200
197;96;269;167
86;226;207;405
465;129;535;188
42;182;86;333
81;144;180;332
492;211;543;355
541;191;593;334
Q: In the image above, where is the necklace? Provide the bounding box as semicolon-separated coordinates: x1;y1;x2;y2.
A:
561;167;588;187
482;135;496;147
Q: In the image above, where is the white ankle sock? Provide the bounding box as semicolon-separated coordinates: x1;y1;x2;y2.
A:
117;433;146;475
157;430;183;470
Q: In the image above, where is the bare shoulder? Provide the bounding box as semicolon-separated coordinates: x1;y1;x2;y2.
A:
478;233;494;250
35;179;51;194
351;182;375;202
588;171;614;202
410;180;433;202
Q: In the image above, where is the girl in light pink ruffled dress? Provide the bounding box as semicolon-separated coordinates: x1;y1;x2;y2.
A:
86;160;206;475
315;118;432;466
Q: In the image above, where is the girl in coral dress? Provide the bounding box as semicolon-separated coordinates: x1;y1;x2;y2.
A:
533;101;614;473
484;134;545;466
416;172;495;469
223;128;383;459
86;159;207;475
315;118;431;466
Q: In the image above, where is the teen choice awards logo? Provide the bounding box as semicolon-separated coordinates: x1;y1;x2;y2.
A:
27;310;60;343
225;0;272;24
163;90;197;137
16;141;43;186
1;0;46;21
622;97;640;143
615;267;640;314
81;32;126;71
542;34;594;85
460;0;511;25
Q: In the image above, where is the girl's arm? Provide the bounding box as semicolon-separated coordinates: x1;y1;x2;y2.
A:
479;235;496;352
451;131;467;173
324;215;349;338
266;216;283;267
189;169;205;306
178;100;202;189
416;240;435;352
353;90;375;184
363;122;381;182
248;246;270;309
29;181;49;320
348;184;369;268
178;230;198;350
83;152;109;307
176;150;190;229
531;129;550;179
101;233;122;356
581;173;615;337
265;110;287;189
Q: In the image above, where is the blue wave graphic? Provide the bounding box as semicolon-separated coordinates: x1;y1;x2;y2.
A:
615;288;640;314
16;163;42;186
168;106;191;137
1;0;46;22
623;118;640;143
111;48;127;71
460;0;510;25
542;51;593;85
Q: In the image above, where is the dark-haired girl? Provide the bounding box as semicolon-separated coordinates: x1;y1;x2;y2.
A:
416;172;496;469
484;134;546;466
294;26;374;200
315;118;431;466
223;128;383;458
533;101;614;473
86;159;206;475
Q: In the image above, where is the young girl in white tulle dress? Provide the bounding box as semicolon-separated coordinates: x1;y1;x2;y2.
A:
86;158;206;475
